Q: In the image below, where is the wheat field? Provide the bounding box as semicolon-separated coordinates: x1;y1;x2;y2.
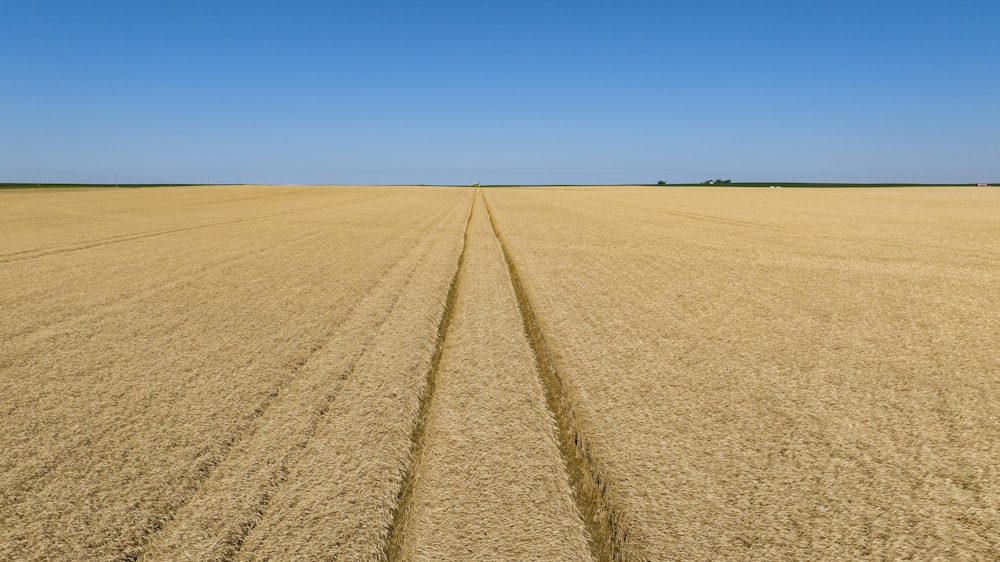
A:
1;184;997;561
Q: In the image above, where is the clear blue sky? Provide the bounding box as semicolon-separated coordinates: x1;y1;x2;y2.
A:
2;0;997;184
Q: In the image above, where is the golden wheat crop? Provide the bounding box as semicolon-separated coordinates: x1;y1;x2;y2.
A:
232;192;471;561
2;184;997;561
484;185;1000;561
0;185;471;560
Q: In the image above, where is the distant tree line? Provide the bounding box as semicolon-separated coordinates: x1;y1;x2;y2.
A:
702;179;731;185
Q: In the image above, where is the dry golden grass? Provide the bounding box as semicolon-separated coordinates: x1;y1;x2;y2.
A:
3;184;997;561
484;185;1000;560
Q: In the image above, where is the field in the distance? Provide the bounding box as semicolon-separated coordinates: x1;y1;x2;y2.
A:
1;184;997;561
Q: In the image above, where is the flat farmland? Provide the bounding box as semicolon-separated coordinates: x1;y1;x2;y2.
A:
1;185;998;561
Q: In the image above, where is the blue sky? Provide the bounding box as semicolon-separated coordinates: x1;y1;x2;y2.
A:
1;0;997;184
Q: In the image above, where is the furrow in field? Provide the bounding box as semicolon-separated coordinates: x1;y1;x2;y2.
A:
0;186;303;230
383;195;474;560
0;193;384;263
387;191;592;561
98;187;311;216
483;192;627;562
574;191;1000;264
0;186;471;561
136;208;456;562
0;198;420;503
0;242;399;560
234;191;475;561
484;186;1000;560
0;190;403;344
0;185;316;249
575;193;774;229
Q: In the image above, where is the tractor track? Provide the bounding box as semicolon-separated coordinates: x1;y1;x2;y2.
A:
483;192;634;562
0;194;385;264
383;190;476;561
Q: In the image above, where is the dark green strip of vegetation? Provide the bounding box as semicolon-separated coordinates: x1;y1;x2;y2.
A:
658;182;990;188
478;182;993;188
0;183;208;190
4;182;993;190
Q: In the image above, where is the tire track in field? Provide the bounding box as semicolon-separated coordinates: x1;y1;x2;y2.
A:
101;187;311;216
1;192;382;261
0;197;412;495
386;189;591;560
574;193;1000;262
0;200;442;509
0;190;420;492
574;193;773;229
1;198;396;345
2;187;307;225
383;191;476;562
131;197;467;562
0;193;386;264
483;192;632;562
